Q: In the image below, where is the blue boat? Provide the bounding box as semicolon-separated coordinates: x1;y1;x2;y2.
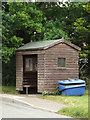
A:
58;79;86;96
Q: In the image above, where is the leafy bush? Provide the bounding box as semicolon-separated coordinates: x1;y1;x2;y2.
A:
2;56;16;86
55;84;61;95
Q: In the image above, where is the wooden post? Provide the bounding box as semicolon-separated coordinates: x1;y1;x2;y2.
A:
26;87;28;94
24;85;31;94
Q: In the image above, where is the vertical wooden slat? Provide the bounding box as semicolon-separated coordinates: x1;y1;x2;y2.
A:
37;54;45;93
16;52;23;91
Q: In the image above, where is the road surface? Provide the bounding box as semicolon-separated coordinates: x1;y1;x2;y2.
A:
1;100;71;118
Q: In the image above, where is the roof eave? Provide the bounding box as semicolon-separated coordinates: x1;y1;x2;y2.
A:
44;38;81;51
16;47;44;52
44;40;61;50
63;39;81;51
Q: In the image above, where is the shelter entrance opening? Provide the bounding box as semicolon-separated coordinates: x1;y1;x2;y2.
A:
23;55;37;94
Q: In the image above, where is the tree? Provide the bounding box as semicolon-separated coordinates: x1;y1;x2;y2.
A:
2;2;46;86
2;2;46;63
3;2;88;63
73;2;90;80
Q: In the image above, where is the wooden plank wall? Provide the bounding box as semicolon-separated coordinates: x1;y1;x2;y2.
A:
16;50;45;92
44;43;79;92
16;52;23;91
16;44;79;93
37;54;45;92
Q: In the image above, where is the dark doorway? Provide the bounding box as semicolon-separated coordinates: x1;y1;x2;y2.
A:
23;54;37;94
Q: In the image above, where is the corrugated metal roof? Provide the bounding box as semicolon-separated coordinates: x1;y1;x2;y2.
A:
17;39;60;51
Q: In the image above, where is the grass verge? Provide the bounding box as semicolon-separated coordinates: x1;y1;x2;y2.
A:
2;86;19;94
42;90;88;118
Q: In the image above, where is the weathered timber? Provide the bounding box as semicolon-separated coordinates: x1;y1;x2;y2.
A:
16;38;80;93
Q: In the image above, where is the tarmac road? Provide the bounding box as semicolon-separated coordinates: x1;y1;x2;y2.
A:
1;100;71;118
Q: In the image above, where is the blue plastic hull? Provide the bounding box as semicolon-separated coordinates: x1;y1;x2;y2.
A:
60;87;85;96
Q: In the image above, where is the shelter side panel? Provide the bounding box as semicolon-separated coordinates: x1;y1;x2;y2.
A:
37;54;45;93
16;52;23;91
44;43;79;92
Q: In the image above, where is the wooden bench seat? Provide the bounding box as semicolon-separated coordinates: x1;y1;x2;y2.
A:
23;84;37;94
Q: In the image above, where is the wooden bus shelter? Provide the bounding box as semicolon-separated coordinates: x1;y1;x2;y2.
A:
16;38;81;94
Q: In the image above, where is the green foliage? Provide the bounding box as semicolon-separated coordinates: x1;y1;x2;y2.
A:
55;84;61;95
72;2;90;80
2;56;16;86
59;92;88;118
42;91;55;96
3;2;86;63
2;86;19;94
2;2;46;63
59;105;88;118
43;20;69;40
2;8;24;63
42;91;88;118
2;2;89;63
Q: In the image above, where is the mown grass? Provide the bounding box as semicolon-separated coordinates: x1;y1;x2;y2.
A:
2;86;19;94
42;90;88;118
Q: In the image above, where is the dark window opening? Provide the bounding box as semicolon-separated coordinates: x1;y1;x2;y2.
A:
58;58;65;67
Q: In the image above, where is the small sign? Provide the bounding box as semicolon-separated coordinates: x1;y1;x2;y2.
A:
26;58;29;68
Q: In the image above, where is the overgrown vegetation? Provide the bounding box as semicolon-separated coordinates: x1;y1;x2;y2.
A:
42;90;88;118
2;57;16;86
2;86;19;94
